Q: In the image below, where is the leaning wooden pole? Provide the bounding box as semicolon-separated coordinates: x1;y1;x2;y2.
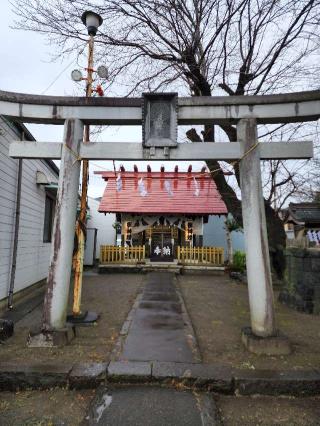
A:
72;35;94;316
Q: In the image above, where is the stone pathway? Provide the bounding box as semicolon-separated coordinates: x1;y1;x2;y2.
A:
83;386;221;426
119;272;199;363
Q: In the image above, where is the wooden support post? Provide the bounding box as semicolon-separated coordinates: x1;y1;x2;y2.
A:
42;119;83;331
72;34;95;317
238;118;276;337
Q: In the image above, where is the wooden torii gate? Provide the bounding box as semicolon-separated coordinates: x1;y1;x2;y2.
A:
2;89;318;353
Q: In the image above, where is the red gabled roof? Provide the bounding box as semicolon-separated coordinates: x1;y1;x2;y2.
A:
96;171;227;215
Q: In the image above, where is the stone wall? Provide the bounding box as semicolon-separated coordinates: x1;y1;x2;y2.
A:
279;248;320;314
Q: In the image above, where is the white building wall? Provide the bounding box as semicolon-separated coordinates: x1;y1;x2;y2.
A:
0;117;58;301
87;197;115;259
203;215;245;258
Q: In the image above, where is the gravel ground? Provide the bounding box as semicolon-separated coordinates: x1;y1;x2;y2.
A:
1;272;320;426
177;274;320;370
0;388;319;425
216;394;320;425
0;272;145;364
0;388;95;425
1;272;319;369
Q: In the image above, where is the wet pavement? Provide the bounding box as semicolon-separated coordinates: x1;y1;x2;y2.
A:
83;386;221;426
120;272;196;363
2;386;319;425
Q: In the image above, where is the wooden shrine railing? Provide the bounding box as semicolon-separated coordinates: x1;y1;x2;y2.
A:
177;246;224;266
100;245;145;264
100;245;224;265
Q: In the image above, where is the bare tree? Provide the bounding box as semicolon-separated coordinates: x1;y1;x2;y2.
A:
12;0;320;275
260;122;320;212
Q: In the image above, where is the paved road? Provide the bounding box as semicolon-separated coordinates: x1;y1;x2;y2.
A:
83;386;221;426
120;272;196;363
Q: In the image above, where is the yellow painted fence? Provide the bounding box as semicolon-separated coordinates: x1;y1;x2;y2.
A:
177;246;224;265
100;245;145;264
100;245;224;266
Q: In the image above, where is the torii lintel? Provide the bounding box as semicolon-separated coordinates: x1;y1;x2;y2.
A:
9;141;314;161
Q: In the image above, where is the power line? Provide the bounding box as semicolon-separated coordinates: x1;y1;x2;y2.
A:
40;44;88;95
40;59;76;95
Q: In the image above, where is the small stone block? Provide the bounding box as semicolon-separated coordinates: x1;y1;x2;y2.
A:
234;369;320;396
152;362;233;393
0;319;14;341
0;363;72;391
311;258;320;272
152;361;187;379
69;363;107;389
120;320;131;336
191;364;234;393
241;327;291;355
27;327;76;348
107;361;151;382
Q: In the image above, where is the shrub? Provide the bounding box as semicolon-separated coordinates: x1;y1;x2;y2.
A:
233;250;246;273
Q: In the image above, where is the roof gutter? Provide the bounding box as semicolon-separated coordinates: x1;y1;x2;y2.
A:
8;136;23;309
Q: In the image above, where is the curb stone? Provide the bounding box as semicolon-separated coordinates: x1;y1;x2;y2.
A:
234;368;320;396
0;362;72;391
69;363;107;389
152;361;233;394
0;361;320;396
107;361;151;383
110;293;143;361
174;277;202;363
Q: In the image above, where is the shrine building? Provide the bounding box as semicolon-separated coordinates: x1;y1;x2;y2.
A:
96;165;227;265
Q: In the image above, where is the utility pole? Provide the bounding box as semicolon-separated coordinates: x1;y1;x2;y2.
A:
72;34;94;318
68;11;105;324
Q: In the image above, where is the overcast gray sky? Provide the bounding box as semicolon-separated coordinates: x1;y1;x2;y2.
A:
1;1;208;198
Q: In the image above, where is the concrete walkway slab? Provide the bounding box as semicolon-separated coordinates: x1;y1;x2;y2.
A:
119;272;198;363
83;386;221;426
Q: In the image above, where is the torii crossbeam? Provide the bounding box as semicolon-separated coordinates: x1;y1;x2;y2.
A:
2;88;318;353
9;140;313;161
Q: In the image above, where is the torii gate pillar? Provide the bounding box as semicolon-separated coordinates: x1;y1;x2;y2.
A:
29;119;83;346
238;118;290;354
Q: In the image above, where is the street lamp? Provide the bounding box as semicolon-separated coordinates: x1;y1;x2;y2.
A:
81;11;103;36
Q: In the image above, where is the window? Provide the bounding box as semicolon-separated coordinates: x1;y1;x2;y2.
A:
43;194;56;243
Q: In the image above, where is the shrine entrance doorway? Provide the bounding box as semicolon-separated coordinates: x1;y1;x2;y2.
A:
149;225;177;262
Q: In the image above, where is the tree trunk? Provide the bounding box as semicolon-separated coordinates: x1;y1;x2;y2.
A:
225;222;233;265
186;81;286;277
187;127;286;278
264;201;286;279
